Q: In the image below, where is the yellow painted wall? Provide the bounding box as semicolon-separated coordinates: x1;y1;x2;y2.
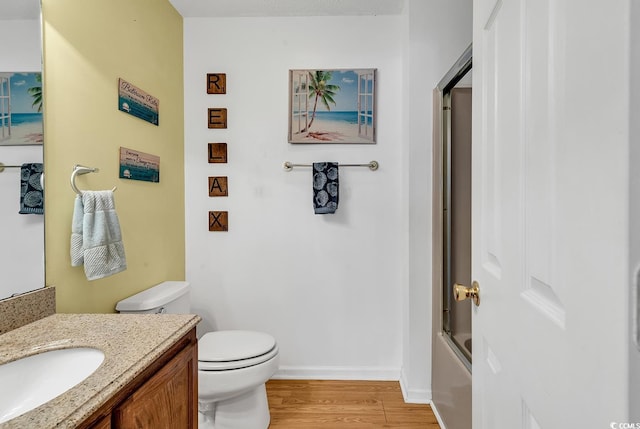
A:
42;0;185;313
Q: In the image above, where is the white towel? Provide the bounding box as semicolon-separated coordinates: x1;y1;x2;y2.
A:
70;190;126;280
70;196;84;267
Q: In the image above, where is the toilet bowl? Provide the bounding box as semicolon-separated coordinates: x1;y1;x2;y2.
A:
116;281;279;429
198;330;279;429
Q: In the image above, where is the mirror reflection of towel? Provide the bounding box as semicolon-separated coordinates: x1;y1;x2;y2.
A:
19;163;44;215
313;162;339;214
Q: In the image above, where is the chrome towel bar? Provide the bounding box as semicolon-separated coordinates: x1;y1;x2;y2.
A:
0;162;23;173
283;160;379;171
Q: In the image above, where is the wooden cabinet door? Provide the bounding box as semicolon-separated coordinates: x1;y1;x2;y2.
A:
113;343;197;428
88;415;111;429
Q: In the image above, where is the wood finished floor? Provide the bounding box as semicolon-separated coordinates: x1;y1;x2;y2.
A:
266;380;441;428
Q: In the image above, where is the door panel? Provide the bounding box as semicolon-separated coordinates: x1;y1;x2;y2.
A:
521;0;565;329
473;0;630;427
473;2;522;427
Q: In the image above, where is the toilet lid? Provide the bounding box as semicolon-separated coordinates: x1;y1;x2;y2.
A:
199;344;278;371
199;330;277;362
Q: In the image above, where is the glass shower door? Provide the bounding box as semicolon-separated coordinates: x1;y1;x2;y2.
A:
441;63;473;369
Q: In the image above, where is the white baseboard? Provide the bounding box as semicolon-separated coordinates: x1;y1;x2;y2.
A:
430;400;447;429
398;367;432;404
272;365;401;381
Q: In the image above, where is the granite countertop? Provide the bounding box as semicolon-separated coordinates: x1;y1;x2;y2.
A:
0;313;201;429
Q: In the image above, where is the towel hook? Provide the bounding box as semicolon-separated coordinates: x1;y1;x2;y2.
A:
70;165;117;195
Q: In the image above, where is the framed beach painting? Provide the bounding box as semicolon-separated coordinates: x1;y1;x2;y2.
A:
289;69;376;144
0;72;43;146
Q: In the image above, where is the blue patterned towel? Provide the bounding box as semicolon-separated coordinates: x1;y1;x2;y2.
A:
313;162;339;214
19;163;44;215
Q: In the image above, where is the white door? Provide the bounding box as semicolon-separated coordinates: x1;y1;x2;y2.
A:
471;0;630;427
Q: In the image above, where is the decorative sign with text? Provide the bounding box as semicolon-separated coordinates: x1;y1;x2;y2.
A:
119;147;160;183
207;74;229;232
207;73;226;94
208;176;228;197
208;108;227;129
209;211;228;231
208;143;228;163
118;78;159;125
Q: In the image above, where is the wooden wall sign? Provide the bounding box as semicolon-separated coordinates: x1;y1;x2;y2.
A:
118;78;159;126
208;143;227;163
209;211;228;231
208;176;228;197
208;108;227;129
207;73;226;94
207;74;228;232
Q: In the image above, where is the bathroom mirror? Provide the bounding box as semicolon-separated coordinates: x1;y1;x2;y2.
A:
0;0;45;299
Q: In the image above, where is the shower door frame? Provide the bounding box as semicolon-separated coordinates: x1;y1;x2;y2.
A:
430;44;473;429
438;45;473;370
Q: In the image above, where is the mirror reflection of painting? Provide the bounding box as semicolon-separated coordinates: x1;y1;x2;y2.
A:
289;69;376;144
0;72;43;146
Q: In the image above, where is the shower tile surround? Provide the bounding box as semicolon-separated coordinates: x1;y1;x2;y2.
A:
0;287;56;334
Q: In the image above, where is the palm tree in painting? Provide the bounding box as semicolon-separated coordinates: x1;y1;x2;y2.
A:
303;70;340;131
27;73;43;113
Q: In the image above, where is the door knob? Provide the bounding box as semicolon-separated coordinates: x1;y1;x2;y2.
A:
453;281;480;306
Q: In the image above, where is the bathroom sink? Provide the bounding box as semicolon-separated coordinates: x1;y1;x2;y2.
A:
0;347;105;424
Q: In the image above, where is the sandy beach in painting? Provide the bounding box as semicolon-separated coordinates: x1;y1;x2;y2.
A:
292;118;373;144
0;121;43;145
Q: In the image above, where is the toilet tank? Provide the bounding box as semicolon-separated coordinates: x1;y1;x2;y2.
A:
115;281;191;314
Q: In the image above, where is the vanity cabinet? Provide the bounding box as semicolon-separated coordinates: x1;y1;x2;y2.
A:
89;416;111;429
82;328;198;429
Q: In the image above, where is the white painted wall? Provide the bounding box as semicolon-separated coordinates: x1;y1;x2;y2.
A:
0;19;44;299
401;0;472;402
185;14;404;380
184;1;472;392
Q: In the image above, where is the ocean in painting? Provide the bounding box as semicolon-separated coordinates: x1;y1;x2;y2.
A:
0;113;43;145
292;110;375;143
313;111;373;125
8;113;42;125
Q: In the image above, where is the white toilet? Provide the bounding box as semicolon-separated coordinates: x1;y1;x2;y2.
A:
115;281;279;429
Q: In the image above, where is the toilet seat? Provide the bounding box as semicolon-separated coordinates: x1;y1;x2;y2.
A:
199;330;278;371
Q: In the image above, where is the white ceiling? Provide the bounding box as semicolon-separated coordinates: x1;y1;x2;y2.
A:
0;0;39;19
168;0;405;17
0;0;404;20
